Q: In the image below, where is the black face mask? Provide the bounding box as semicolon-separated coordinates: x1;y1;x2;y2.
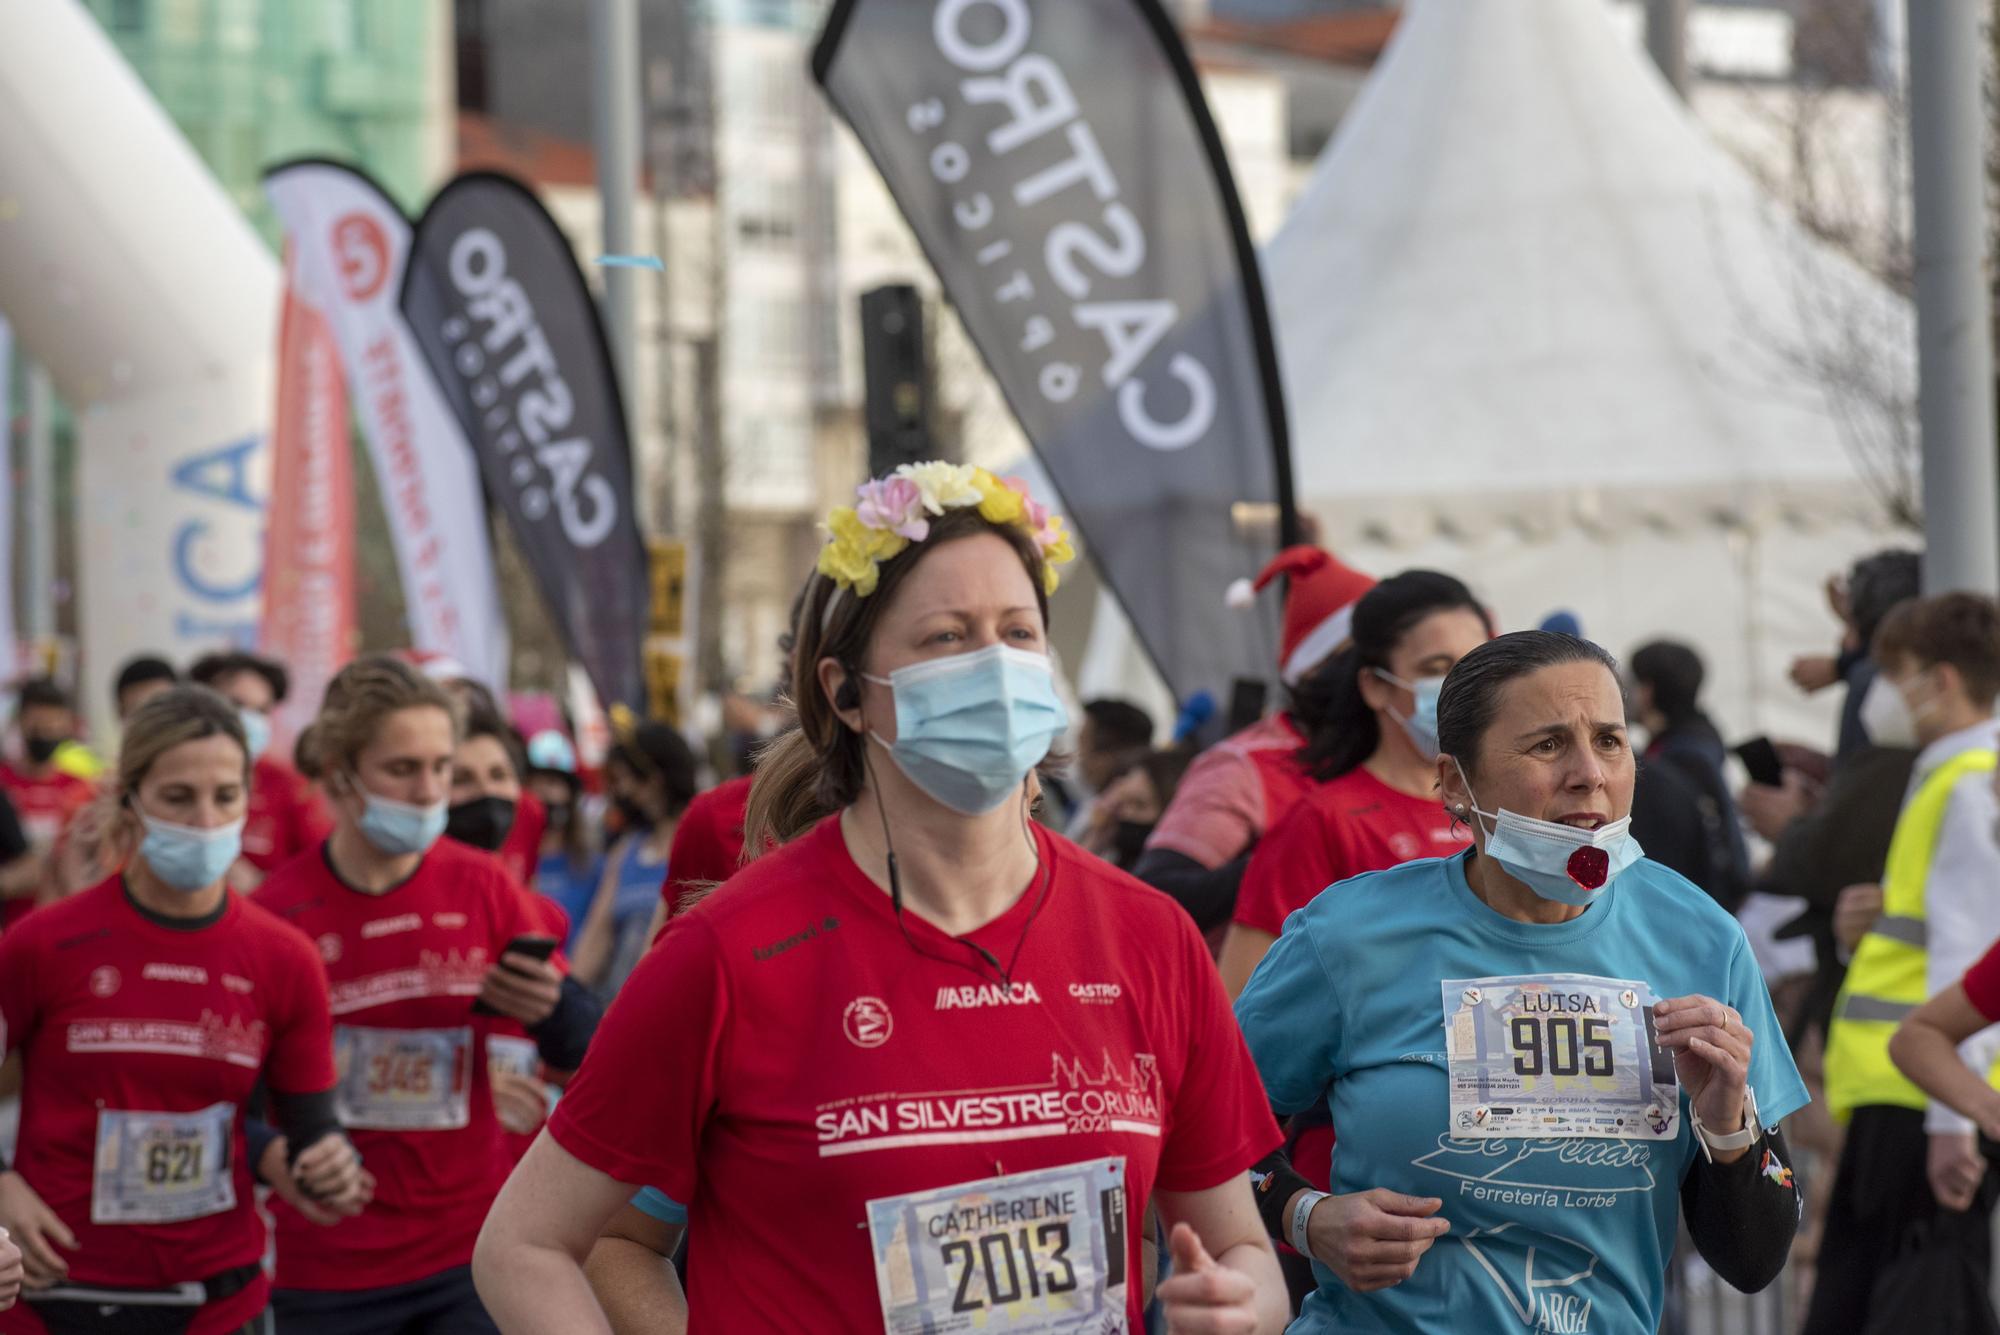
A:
24;735;61;766
544;801;573;832
615;796;654;833
1112;820;1154;869
446;796;517;853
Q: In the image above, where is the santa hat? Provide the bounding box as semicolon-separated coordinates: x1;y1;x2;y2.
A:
1227;547;1375;684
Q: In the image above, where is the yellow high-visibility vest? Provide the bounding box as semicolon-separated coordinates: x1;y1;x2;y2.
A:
1825;745;2000;1123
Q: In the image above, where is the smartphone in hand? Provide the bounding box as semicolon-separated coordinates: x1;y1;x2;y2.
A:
471;935;560;1016
1733;737;1785;788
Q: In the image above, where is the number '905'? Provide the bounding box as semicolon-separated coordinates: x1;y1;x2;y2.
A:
942;1222;1080;1313
1510;1016;1615;1077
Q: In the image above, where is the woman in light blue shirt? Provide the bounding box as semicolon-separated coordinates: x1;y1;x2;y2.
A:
1237;631;1809;1333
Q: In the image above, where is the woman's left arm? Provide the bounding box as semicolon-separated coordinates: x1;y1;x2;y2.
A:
1680;1123;1800;1293
473;1130;637;1334
1153;1175;1289;1334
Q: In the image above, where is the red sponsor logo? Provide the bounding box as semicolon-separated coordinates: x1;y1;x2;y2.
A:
332;212;391;302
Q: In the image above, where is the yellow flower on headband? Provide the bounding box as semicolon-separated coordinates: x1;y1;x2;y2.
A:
815;462;1078;601
971;468;1025;526
818;506;909;597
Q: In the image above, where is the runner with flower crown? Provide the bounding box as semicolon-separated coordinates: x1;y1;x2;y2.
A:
476;461;1289;1333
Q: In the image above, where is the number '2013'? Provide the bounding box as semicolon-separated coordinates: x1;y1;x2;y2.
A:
943;1222;1080;1313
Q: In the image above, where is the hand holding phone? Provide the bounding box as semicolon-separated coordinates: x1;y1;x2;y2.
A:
1733;737;1785;789
472;935;560;1018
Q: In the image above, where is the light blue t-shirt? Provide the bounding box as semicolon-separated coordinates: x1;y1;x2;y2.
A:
1236;851;1809;1335
632;1186;688;1226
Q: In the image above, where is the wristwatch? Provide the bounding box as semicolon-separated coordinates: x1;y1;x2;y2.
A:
1689;1085;1762;1162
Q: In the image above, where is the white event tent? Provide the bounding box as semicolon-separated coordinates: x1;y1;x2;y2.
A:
1071;0;1912;748
1262;0;1911;744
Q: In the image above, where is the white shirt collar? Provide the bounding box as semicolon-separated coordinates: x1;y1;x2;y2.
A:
1914;717;2000;780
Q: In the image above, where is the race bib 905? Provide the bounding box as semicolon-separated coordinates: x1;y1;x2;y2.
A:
868;1156;1129;1334
1443;974;1679;1140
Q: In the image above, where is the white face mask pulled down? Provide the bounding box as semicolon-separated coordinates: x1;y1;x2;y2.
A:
1451;758;1643;908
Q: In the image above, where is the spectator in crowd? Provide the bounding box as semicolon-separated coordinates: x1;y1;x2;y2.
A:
572;721;698;996
1807;593;2000;1335
1080;745;1196;871
1626;639;1751;910
0;679;95;923
526;730;601;950
111;654;178;721
1135;546;1376;932
189;650;331;887
1787;549;1921;764
1065;697;1156;839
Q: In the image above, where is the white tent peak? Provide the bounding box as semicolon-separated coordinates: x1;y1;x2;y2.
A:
1266;0;1911;526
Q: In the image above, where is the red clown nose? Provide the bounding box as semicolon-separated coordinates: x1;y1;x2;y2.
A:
1567;846;1610;891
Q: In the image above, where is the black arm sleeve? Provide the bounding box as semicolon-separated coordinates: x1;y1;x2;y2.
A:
1680;1124;1801;1294
1131;848;1251;934
1250;1148;1317;1243
271;1088;343;1168
526;975;604;1072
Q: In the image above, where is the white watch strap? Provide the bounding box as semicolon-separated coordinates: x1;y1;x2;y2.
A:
1288;1189;1331;1259
1690;1085;1762;1162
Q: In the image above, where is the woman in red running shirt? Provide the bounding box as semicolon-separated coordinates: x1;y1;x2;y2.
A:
1220;571;1495;999
256;658;599;1335
475;464;1289;1333
0;685;365;1334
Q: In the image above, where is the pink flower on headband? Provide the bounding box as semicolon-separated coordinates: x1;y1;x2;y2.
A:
1004;476;1050;533
855;476;931;542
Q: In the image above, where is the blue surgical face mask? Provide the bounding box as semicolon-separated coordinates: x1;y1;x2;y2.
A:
1374;669;1445;760
864;644;1070;816
1452;759;1643;907
138;810;245;893
239;709;272;762
351;776;448;857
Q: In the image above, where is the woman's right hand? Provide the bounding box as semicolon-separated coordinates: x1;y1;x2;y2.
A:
0;1171;76;1290
1301;1189;1450;1293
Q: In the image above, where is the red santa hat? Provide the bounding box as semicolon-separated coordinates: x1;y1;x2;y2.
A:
1226;546;1375;684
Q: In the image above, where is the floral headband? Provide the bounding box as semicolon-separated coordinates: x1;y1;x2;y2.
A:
816;462;1077;620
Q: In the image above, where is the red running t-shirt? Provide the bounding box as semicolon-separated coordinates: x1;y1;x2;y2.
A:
240;755;333;876
552;815;1281;1332
254;838;544;1292
1964;939;2000;1022
660;774;754;912
1233;765;1470;938
0;878;334;1335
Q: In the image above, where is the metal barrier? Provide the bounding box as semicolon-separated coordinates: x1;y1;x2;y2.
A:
1663;1251;1795;1335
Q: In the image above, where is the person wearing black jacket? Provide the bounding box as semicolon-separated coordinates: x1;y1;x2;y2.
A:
1628;640;1752;911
